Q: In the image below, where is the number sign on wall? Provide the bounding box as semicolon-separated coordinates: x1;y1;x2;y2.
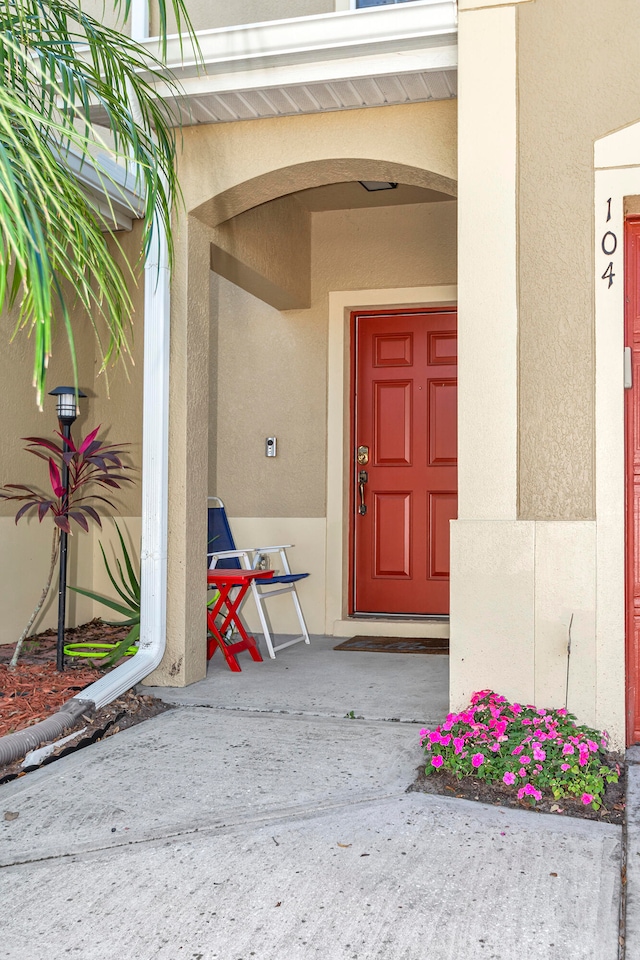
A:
602;197;618;289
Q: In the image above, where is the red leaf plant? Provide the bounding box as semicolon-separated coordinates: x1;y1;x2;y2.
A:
1;425;131;536
0;427;132;668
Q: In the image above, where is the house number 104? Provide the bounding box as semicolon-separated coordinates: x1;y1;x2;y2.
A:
602;197;616;288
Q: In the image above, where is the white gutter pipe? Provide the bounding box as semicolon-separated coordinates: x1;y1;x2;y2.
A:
76;0;170;709
68;212;171;710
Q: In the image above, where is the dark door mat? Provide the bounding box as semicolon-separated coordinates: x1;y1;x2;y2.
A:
333;636;449;654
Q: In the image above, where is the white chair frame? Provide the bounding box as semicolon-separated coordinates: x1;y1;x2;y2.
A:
207;498;311;659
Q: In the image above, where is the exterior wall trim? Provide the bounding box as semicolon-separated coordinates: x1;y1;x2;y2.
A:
325;285;457;635
97;2;458;129
144;1;457;78
593;122;640;743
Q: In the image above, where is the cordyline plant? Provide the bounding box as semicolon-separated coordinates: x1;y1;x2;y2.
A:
0;425;131;668
421;690;620;811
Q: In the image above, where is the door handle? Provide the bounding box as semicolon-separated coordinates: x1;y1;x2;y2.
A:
358;469;368;515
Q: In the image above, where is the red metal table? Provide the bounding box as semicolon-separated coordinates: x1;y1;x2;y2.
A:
206;568;274;671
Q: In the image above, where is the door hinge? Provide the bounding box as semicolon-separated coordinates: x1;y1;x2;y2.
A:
625;346;633;389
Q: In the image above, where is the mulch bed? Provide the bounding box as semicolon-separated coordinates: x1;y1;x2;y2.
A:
407;760;626;825
0;620;171;784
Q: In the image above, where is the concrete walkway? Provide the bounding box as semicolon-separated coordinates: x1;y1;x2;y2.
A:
0;637;623;959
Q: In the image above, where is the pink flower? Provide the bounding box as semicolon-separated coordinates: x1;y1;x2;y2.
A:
431;755;444;768
519;768;527;778
429;731;442;744
561;763;571;771
517;787;526;799
440;734;451;747
419;729;428;742
587;740;598;753
524;784;542;801
537;708;547;716
562;743;575;755
471;753;485;768
533;748;546;762
557;708;568;716
581;793;594;805
512;745;524;756
511;703;523;714
503;771;516;785
453;737;465;754
520;755;531;765
521;719;532;725
490;743;501;752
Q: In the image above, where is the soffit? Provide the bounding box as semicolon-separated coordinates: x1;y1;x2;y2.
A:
91;1;458;128
292;180;455;210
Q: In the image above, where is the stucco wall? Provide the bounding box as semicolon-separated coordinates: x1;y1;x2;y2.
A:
79;0;128;31
212;199;457;518
184;101;456;226
211;194;311;310
517;0;640;519
0;225;145;643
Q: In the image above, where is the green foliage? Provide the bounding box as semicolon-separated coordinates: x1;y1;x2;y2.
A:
69;521;140;668
421;690;620;811
0;425;131;533
0;0;198;405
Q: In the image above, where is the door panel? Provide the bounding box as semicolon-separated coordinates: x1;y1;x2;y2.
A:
374;381;412;464
429;380;457;464
373;492;412;578
353;309;457;615
429;491;456;579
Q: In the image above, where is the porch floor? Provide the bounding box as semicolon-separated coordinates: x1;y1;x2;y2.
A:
143;634;449;724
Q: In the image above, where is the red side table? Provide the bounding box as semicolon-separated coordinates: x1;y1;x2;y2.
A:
206;568;274;671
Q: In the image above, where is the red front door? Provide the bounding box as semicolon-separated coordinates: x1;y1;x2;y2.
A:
626;219;640;744
352;309;457;615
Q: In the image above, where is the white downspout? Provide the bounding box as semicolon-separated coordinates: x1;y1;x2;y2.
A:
69;0;170;709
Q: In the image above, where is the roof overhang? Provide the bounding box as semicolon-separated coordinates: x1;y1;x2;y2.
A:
65;150;145;232
92;0;457;127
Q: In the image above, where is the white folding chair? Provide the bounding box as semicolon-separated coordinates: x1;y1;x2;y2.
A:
207;497;311;659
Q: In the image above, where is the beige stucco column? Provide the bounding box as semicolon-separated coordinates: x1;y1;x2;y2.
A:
451;0;619;745
144;213;212;686
450;0;533;710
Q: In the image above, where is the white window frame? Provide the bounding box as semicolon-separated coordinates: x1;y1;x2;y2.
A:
349;0;421;9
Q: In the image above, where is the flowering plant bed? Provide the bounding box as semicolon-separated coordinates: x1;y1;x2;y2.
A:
413;690;624;824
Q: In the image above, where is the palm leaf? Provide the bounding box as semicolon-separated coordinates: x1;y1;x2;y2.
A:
0;0;200;405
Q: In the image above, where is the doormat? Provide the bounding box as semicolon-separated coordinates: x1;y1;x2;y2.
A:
333;636;449;655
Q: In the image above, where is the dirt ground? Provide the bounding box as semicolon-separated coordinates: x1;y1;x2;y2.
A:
408;758;626;826
0;620;171;785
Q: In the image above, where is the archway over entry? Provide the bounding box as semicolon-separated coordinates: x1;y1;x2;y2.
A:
152;103;458;688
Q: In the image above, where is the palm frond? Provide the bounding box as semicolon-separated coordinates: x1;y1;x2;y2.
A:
0;0;199;405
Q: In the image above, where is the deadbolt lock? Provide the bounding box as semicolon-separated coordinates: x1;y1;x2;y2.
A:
357;445;369;465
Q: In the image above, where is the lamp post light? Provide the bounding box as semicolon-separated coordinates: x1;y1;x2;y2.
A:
49;387;86;671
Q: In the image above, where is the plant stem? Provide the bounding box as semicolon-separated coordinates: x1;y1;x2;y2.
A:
9;526;60;670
